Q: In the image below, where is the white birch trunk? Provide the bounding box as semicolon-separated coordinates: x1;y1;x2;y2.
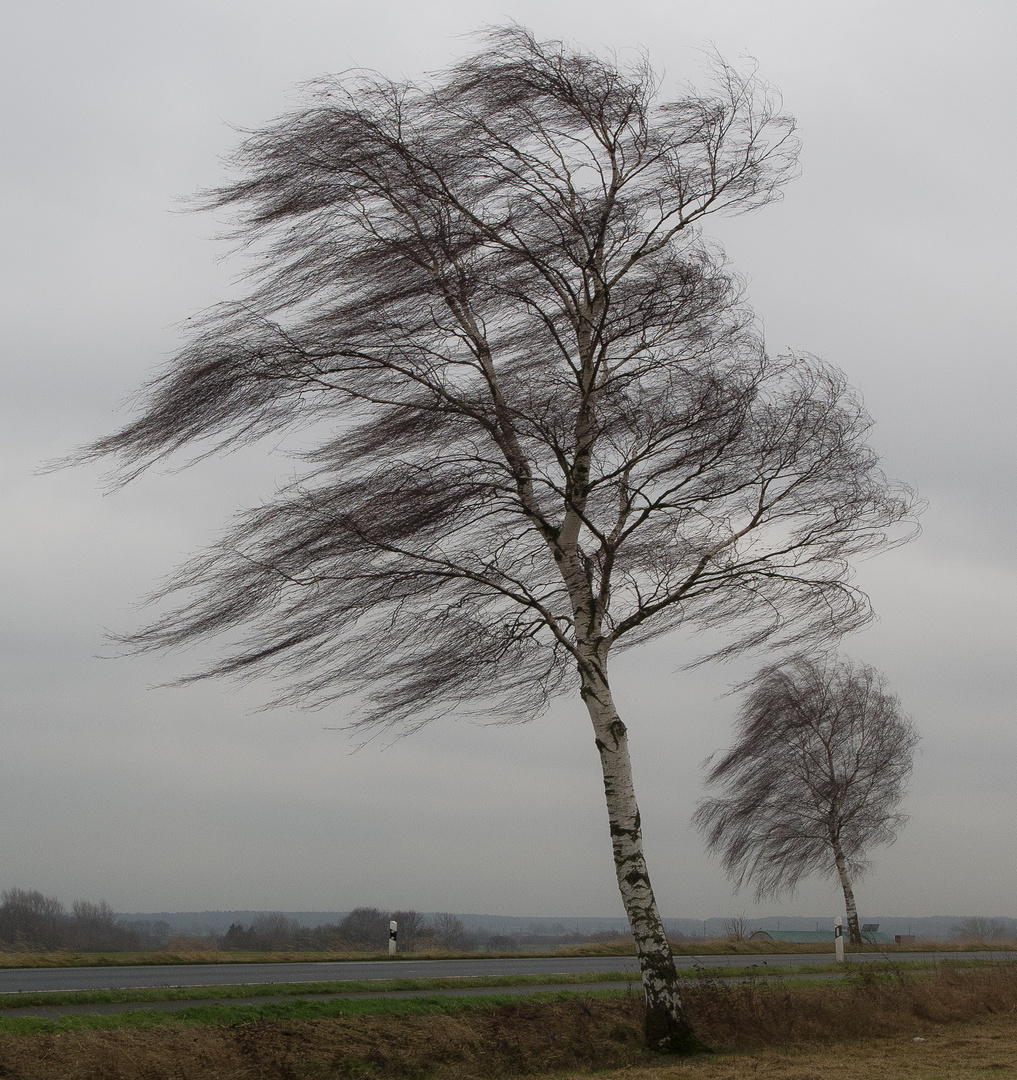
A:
832;838;862;945
581;668;707;1054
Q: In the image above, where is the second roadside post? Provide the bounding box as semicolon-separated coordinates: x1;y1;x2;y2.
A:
835;917;844;963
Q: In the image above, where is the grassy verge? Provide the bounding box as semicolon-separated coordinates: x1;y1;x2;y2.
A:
0;959;1007;1032
0;988;637;1035
2;958;1000;1013
0;970;640;1010
3;958;989;1012
1;965;1016;1078
563;939;1017;957
0;949;483;968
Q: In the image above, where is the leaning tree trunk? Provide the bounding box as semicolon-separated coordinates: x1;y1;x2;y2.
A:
581;669;709;1054
831;838;862;946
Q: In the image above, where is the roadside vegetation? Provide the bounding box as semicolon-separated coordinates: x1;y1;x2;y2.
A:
0;963;1016;1077
0;960;1003;1015
0;937;1011;969
0;971;639;1012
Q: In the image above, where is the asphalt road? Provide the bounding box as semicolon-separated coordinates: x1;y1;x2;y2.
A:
1;952;1014;995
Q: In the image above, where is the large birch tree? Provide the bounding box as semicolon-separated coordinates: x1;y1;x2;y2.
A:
77;28;917;1052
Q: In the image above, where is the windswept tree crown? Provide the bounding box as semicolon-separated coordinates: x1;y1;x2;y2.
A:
82;28;917;727
694;656;918;899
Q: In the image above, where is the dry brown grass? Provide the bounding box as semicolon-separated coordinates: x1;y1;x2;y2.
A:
0;997;648;1079
682;961;1017;1047
2;965;1017;1078
0;948;547;969
572;1015;1017;1079
558;939;946;957
666;938;1013;956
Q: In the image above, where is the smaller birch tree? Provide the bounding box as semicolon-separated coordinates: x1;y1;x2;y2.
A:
695;657;917;945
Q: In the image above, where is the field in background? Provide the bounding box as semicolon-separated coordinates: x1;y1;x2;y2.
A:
0;937;1012;968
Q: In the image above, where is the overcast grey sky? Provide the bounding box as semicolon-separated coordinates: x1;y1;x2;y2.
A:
2;0;1015;921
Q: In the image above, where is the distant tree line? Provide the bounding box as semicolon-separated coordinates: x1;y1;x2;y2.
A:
0;890;170;952
219;911;637;953
0;890;642;955
221;909;486;952
12;889;1006;954
218;908;436;952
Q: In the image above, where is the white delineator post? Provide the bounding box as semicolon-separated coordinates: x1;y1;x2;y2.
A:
389;920;398;956
835;916;844;963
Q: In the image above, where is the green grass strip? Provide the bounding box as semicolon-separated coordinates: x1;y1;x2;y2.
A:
2;959;1003;1037
0;970;639;1010
0;988;635;1036
0;965;978;1037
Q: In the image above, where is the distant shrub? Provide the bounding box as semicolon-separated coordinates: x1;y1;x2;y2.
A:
950;917;1014;944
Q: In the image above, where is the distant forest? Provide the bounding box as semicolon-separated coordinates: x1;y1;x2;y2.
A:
0;890;170;952
0;890;630;953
